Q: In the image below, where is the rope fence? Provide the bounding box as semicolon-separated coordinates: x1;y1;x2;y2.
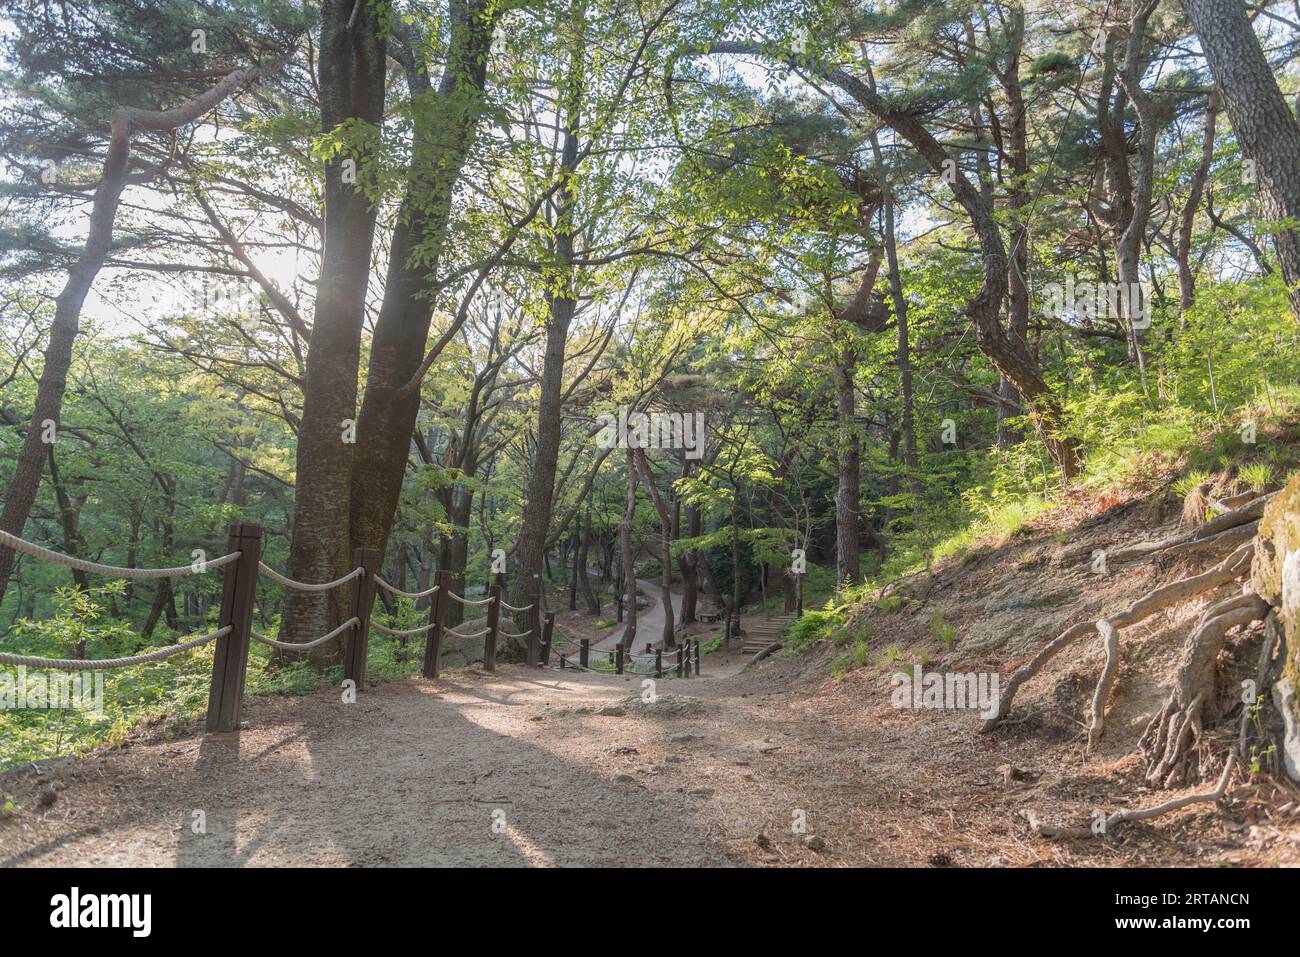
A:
1;525;699;733
0;625;232;671
445;626;490;640
250;618;358;651
546;636;701;679
258;561;364;593
371;620;436;638
375;577;440;600
0;529;239;579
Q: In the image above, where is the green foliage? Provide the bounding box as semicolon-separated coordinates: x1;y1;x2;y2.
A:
783;605;846;653
930;611;956;647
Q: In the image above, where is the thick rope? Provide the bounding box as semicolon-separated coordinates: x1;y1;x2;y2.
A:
446;592;493;607
372;620;435;638
0;530;239;579
258;561;363;592
445;626;490;640
375;578;440;600
249;618;358;651
496;628;534;640
0;626;231;671
499;601;534;613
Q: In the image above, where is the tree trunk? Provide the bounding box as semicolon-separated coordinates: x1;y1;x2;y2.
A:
997;17;1029;448
1179;90;1219;311
567;526;579;611
1183;0;1300;318
512;62;583;613
618;451;638;650
347;2;496;564
676;456;700;624
47;446;89;593
834;346;861;587
577;509;599;615
633;448;675;648
280;0;387;650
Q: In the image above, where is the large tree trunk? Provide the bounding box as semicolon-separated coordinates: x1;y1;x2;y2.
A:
1113;0;1160;374
1183;0;1300;318
513;296;572;599
997;16;1028;448
280;0;387;649
347;3;496;565
0;57;282;604
512;32;584;615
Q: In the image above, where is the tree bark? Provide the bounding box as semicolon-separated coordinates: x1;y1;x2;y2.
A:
280;0;387;649
1183;0;1300;318
618;450;638;650
633;448;675;648
577;508;599;614
347;3;497;566
1178;90;1219;311
834;346;861;587
513;13;586;613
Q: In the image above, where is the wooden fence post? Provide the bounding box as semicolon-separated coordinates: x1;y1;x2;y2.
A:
541;611;555;667
206;523;262;733
422;569;451;680
655;649;663;678
525;624;540;667
484;575;503;671
694;638;701;675
580;638;589;669
676;644;684;677
615;645;624;674
345;546;380;689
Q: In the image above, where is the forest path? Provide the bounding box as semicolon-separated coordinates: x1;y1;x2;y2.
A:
5;649;1291;867
592;578;685;653
1;660;782;867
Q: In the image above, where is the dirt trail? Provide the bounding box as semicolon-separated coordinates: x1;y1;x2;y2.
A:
3;646;1298;867
594;578;684;653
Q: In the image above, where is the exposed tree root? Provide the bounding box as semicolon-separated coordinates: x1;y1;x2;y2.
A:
1087;620;1120;748
983;541;1254;732
1057;492;1271;567
1025;752;1236;841
1141;593;1269;787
